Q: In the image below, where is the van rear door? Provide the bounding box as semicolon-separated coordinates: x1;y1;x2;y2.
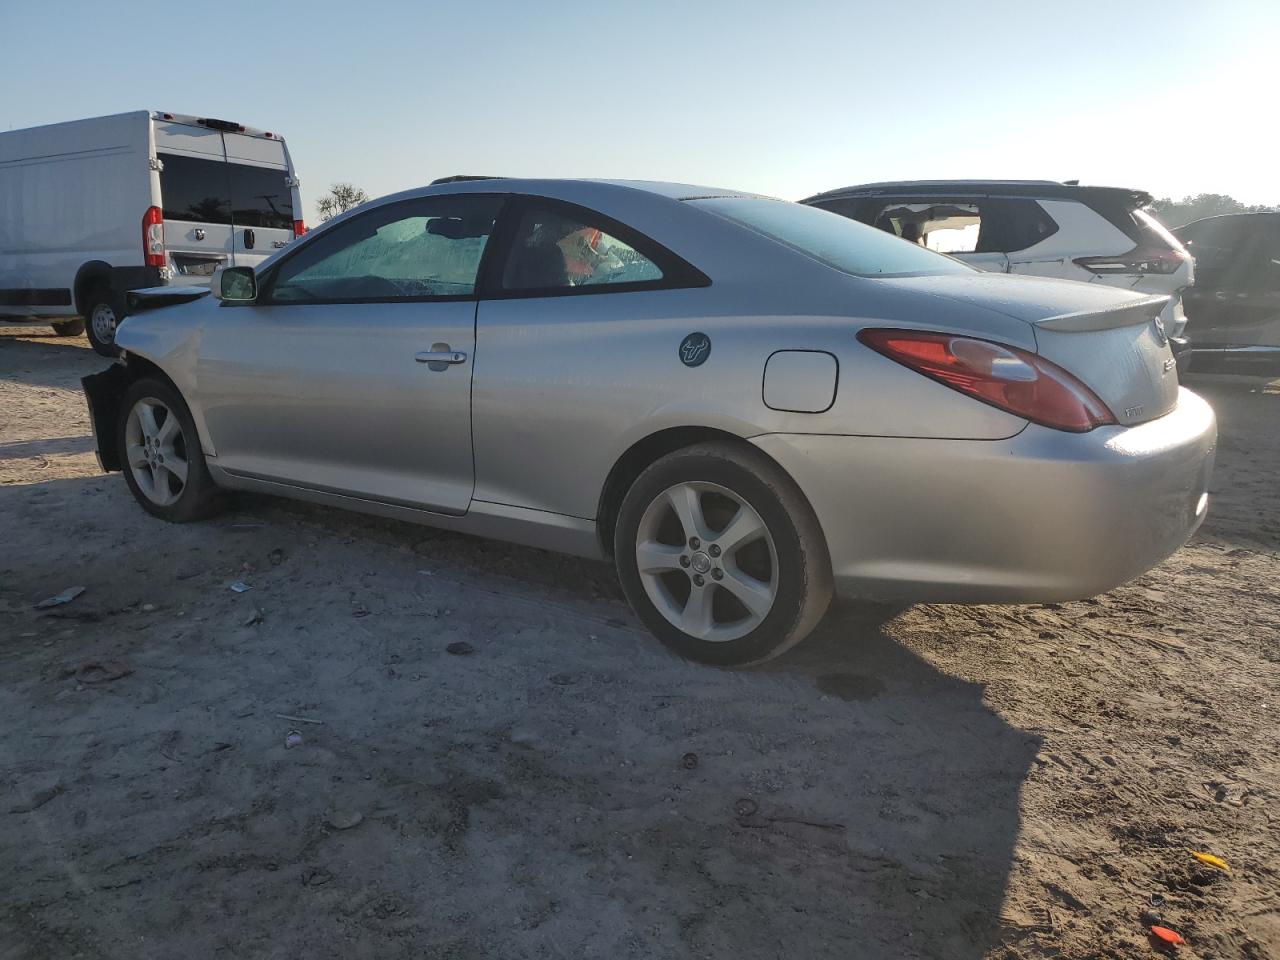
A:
154;120;236;282
222;132;295;267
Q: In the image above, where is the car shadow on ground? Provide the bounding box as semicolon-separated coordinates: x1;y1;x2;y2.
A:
0;328;101;391
2;472;1037;958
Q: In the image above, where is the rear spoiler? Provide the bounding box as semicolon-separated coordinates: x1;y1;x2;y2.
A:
1034;295;1168;333
126;286;211;312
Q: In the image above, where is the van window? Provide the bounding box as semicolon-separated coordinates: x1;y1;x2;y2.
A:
158;152;294;229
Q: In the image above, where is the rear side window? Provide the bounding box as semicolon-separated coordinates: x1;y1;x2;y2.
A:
158;152;294;229
864;197;1058;254
692;197;973;277
501;204;664;291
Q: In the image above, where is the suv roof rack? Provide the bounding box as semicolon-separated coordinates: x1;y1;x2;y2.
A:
430;175;503;185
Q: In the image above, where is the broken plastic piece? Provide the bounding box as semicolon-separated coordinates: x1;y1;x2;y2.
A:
35;586;85;609
1188;850;1231;873
1151;925;1185;947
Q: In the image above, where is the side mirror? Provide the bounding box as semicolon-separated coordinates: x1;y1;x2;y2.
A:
216;266;258;303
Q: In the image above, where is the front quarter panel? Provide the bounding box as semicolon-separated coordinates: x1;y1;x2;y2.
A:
113;297;216;453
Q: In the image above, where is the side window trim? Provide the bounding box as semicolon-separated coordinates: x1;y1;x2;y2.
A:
476;195;711;301
257;193;509;306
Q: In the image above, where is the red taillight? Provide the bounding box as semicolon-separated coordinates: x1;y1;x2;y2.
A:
292;219;306;237
1074;245;1188;276
142;206;165;268
857;329;1117;433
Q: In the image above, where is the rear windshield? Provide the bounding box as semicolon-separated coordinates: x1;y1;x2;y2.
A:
158;152;294;230
689;197;974;277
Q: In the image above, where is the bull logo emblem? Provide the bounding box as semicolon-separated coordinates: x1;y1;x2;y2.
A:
679;332;711;367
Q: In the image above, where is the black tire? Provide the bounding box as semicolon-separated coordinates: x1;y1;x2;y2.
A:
117;377;224;522
51;318;85;337
615;442;833;666
83;282;126;357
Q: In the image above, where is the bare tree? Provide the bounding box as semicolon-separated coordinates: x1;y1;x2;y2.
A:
316;182;370;222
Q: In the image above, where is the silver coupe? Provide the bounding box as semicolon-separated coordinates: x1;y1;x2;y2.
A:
83;179;1217;664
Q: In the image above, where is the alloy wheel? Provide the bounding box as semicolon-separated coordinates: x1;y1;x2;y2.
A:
125;398;189;506
634;481;778;642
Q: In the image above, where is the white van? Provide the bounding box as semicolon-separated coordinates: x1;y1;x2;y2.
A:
0;110;303;354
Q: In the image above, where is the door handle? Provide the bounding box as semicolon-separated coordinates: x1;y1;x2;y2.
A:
415;350;467;364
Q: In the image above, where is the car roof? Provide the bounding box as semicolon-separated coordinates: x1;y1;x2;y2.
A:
1176;211;1280;231
802;179;1152;207
421;176;761;202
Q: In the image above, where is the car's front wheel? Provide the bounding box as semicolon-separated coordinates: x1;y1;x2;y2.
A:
118;378;224;522
615;442;832;665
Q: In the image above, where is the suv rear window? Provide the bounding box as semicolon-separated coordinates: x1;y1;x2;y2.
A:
690;197;974;277
158;152;294;230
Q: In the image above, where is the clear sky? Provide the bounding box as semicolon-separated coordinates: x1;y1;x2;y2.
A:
2;0;1276;222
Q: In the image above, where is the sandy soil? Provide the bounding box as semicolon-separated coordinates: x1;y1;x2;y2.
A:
1;325;1277;960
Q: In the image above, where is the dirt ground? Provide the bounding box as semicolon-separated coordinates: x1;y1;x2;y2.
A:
1;325;1277;960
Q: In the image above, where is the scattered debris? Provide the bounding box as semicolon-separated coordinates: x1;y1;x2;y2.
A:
605;617;627;628
1189;850;1231;873
268;548;284;566
733;798;758;818
141;602;157;613
445;641;474;656
243;609;264;627
64;660;132;685
1151;925;1186;948
326;809;364;831
680;752;699;770
275;713;323;725
417;569;435;577
9;784;62;814
159;730;184;763
549;673;577;686
35;586;84;609
301;867;333;886
229;581;252;593
284;730;303;749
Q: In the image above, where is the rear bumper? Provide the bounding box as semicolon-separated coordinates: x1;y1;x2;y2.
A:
752;387;1217;603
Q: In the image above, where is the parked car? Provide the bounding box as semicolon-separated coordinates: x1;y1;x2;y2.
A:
82;179;1216;664
0;110;303;355
1174;212;1280;366
801;181;1193;363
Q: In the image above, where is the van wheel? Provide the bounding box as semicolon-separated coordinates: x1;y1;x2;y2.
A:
118;378;224;522
52;319;85;337
84;282;125;357
614;442;833;666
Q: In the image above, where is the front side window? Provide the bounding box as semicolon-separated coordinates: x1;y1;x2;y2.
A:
692;197;973;277
501;204;665;292
268;195;503;302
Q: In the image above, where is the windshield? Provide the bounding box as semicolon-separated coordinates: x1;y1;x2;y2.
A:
689;196;975;277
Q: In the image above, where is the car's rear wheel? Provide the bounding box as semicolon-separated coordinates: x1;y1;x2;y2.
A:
51;319;85;337
615;442;832;665
118;378;224;522
84;282;125;357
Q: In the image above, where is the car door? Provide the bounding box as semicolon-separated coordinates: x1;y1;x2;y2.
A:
1181;217;1280;349
196;193;505;513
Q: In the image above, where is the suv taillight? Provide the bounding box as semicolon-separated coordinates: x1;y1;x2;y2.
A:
857;329;1116;433
1074;245;1188;276
142;206;165;268
293;219;306;237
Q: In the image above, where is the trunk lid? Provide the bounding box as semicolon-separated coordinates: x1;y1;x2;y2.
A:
878;273;1180;426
